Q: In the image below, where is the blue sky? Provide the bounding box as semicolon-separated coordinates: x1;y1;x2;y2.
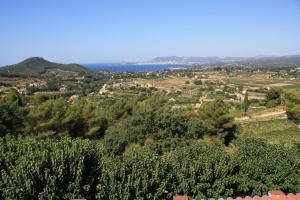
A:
0;0;300;65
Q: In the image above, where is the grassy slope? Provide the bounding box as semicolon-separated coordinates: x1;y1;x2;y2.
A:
238;119;300;145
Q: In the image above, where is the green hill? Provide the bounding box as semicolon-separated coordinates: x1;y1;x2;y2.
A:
0;57;88;76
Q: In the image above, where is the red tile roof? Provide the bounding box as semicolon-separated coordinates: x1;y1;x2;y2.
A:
173;190;300;200
173;196;189;200
269;190;286;197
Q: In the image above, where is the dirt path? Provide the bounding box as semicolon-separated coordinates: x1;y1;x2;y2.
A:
235;110;287;121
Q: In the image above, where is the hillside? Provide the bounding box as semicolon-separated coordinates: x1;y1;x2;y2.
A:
247;55;300;68
0;57;88;76
143;55;300;67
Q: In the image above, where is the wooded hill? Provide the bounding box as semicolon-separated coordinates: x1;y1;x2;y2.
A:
0;57;88;76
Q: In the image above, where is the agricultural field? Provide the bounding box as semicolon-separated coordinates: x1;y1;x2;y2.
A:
97;68;300;151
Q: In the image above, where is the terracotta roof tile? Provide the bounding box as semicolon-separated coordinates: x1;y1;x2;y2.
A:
173;195;189;200
269;190;285;197
261;194;271;200
253;195;261;200
287;193;297;200
172;190;300;200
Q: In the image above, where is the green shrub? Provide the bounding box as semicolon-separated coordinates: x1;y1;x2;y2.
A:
0;137;104;200
0;137;298;199
266;99;280;108
97;152;169;200
234;138;299;196
168;145;237;199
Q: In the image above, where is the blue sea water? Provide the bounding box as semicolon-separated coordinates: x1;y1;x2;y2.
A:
83;63;182;72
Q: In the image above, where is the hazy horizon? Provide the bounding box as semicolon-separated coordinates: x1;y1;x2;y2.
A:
2;53;300;67
0;0;300;65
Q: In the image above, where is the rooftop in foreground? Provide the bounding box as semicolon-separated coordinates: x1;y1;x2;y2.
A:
173;190;300;200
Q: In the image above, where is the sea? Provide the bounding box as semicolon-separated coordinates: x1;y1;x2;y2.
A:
83;63;183;72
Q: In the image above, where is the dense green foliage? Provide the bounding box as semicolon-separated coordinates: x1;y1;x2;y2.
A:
284;90;300;123
196;99;236;145
0;137;104;200
0;89;26;135
104;95;190;154
0;91;237;154
243;91;250;113
0;137;298;200
97;151;169;200
104;96;236;154
169;145;237;199
25;97;107;138
265;88;282;108
234;139;299;196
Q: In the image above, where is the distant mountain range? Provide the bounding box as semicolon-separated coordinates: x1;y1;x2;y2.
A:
139;55;300;67
0;57;88;76
1;55;300;76
143;56;242;64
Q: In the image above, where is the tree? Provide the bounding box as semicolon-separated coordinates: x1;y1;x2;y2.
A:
193;79;202;85
45;78;60;91
25;85;39;95
63;98;108;138
197;99;236;145
25;98;68;137
243;91;250;113
284;90;300;123
105;96;237;154
106;97;136;122
25;97;108;138
266;88;281;102
104;95;189;154
238;84;243;92
265;88;282;107
0;89;26;136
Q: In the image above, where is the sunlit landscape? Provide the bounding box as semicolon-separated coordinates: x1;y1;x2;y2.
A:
0;1;299;200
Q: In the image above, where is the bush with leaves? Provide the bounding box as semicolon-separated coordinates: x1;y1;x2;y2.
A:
234;138;299;196
97;151;169;200
266;99;280;108
0;137;104;200
0;137;298;199
168;144;238;199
